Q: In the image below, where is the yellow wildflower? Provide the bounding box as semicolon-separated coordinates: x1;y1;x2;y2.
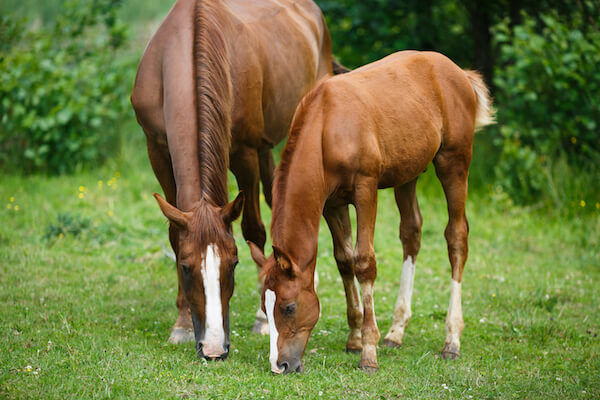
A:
59;233;64;239
98;180;103;188
79;186;85;192
580;200;586;207
9;197;14;203
114;171;120;178
596;202;600;209
571;137;577;144
108;210;114;217
14;205;19;211
492;294;496;298
6;204;11;209
78;193;84;199
107;179;113;186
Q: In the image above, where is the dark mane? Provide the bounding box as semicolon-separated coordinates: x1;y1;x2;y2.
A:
194;0;233;206
271;83;325;240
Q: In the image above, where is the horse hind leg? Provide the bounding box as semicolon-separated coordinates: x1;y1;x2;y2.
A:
146;137;194;344
324;204;363;353
433;149;471;359
383;179;422;348
230;145;269;335
258;145;274;208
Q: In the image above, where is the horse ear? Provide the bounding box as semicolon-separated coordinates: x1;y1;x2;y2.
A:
222;191;244;226
153;193;189;229
247;241;266;267
272;245;295;276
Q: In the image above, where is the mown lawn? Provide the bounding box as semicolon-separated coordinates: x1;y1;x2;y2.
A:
0;133;599;399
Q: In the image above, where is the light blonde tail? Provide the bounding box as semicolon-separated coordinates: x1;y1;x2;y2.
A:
464;70;495;131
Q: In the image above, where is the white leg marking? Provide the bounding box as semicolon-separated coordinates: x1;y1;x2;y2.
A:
265;289;282;374
385;256;416;344
201;244;225;356
445;279;464;350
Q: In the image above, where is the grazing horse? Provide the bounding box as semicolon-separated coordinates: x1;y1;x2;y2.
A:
248;51;494;373
130;0;341;360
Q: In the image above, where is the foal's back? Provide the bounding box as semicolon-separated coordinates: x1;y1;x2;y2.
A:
312;51;478;189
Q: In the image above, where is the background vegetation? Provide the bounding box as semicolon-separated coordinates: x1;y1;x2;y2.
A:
1;0;598;398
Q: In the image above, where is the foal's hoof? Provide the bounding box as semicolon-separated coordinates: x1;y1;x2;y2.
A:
441;343;460;360
168;327;194;344
251;319;269;335
382;338;402;348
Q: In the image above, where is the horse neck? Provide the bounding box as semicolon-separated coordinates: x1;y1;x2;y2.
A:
271;118;327;270
194;0;233;207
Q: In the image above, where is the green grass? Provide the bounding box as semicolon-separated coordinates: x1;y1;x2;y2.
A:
1;132;599;399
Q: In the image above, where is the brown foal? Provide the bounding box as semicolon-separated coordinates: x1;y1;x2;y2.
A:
131;0;341;359
249;50;494;373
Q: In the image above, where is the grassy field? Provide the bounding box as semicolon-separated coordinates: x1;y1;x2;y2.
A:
0;130;599;399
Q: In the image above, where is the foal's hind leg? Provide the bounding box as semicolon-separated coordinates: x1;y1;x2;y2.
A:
146;138;194;344
383;179;422;348
230;145;269;335
324;204;363;353
434;149;471;359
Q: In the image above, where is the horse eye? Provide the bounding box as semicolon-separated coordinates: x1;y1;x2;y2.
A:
284;303;296;316
180;264;191;275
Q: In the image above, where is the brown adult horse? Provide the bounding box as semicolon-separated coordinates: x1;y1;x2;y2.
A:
131;0;343;360
248;50;494;373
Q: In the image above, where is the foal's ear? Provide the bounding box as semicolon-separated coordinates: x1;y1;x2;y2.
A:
247;241;266;267
153;193;190;229
222;191;244;226
272;245;295;277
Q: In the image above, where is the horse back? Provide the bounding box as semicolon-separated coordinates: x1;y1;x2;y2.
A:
316;51;477;189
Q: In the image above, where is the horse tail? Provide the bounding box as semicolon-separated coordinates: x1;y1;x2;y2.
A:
464;70;495;131
193;0;233;205
332;59;351;75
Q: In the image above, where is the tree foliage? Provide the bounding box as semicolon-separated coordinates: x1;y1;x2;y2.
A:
0;0;133;174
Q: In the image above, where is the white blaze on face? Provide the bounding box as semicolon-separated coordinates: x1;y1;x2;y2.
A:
201;244;225;357
265;289;282;374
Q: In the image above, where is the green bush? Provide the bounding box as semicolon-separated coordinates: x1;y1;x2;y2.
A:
0;0;134;174
492;13;600;204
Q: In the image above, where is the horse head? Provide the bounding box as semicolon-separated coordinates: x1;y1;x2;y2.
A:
249;242;319;373
155;192;244;360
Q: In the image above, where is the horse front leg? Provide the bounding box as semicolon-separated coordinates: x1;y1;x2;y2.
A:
324;204;363;353
230;145;269;335
146;137;194;344
353;178;381;372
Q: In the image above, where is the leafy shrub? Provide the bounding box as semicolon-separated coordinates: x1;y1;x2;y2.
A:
0;0;134;174
43;212;91;241
492;13;600;204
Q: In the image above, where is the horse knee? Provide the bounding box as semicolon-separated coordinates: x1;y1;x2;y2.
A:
354;252;376;283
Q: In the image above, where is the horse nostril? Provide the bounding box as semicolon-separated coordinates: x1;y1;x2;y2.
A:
279;362;289;373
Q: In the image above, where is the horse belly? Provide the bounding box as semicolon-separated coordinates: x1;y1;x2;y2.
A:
378;128;441;188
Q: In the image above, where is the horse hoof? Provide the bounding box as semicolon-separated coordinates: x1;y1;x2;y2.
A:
382;338;401;348
251;320;269;335
358;362;379;373
441;343;460;359
168;328;194;344
345;346;362;354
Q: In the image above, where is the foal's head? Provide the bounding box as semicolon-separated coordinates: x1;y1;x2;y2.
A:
249;242;319;374
154;192;243;361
